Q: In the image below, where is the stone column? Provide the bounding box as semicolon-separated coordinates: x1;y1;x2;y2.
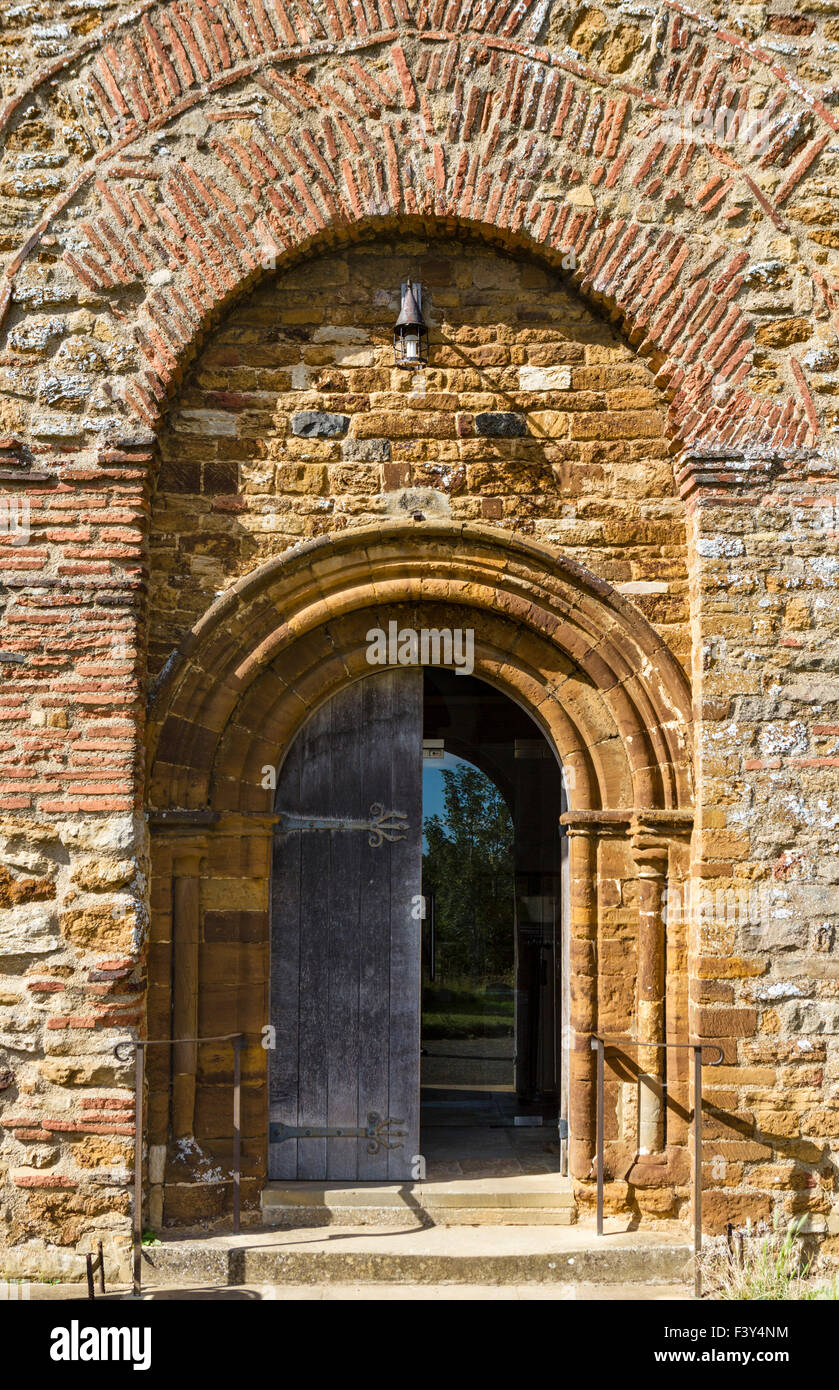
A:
631;826;669;1155
171;846;204;1140
565;822;599;1177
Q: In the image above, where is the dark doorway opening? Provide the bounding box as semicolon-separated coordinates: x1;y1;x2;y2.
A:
421;670;565;1177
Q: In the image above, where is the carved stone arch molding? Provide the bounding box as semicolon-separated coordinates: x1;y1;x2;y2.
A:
2;0;839;457
147;521;693;809
147;521;693;1187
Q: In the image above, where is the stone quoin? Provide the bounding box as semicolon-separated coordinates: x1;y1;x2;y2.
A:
0;0;838;1279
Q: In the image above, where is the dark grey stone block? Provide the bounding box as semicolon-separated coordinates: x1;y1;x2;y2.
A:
475;411;527;437
291;411;350;438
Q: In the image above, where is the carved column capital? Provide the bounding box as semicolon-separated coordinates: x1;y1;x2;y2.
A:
560;810;632;837
171;843;207;875
630;830;670;876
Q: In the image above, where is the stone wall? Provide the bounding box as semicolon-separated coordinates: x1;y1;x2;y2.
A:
1;0;839;1274
687;478;839;1238
150;235;688;671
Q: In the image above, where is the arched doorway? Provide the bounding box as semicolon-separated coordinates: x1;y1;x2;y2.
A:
146;522;693;1223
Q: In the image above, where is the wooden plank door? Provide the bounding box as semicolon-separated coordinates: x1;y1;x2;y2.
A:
268;669;423;1181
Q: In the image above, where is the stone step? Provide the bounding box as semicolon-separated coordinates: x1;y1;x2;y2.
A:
261;1177;577;1227
263;1206;575;1227
140;1225;693;1288
25;1279;693;1302
110;1282;694;1301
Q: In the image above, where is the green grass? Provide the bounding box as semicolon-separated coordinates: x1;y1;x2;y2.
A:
422;978;514;1038
700;1217;839;1301
424;985;513;1015
422;1012;513;1039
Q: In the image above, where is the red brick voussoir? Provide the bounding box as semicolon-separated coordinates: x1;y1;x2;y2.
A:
0;1;835;455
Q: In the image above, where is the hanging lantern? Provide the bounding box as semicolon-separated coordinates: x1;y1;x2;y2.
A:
393;280;429;370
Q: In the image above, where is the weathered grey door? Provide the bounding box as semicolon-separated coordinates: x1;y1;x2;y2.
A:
268;669;423;1181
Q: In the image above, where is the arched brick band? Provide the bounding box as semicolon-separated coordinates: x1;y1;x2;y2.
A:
147;520;694;815
0;2;836;455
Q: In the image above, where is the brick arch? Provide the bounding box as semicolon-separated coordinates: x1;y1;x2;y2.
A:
147;521;693;816
1;1;836;454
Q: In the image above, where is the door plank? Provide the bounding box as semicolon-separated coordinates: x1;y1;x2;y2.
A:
268;733;302;1181
386;667;423;1180
295;704;331;1179
356;673;397;1181
326;680;363;1180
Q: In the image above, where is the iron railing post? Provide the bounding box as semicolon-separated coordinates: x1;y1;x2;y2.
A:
233;1035;242;1235
588;1035;720;1269
133;1042;144;1299
86;1241;106;1300
694;1042;703;1299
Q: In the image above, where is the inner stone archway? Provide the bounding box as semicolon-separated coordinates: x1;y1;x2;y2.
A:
145;521;693;1224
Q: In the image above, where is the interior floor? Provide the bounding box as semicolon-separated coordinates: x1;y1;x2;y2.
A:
421;1037;515;1094
421;1091;562;1178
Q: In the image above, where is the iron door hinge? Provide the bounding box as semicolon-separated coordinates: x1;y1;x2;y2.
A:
276;803;409;847
269;1111;407;1154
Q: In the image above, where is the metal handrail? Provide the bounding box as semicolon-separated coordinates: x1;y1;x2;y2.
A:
85;1240;105;1299
590;1035;724;1298
114;1033;244;1299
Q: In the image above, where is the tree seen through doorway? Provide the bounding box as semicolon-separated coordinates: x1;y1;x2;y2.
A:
422;762;516;1041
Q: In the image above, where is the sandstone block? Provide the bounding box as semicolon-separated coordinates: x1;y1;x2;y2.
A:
0;906;59;958
40;1058;132;1086
695;1006;758;1038
701;1192;772;1233
518;366;571;391
59;906;135;952
72;1136;132;1169
70;860;135;893
274;463;328;494
0;866;55;908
